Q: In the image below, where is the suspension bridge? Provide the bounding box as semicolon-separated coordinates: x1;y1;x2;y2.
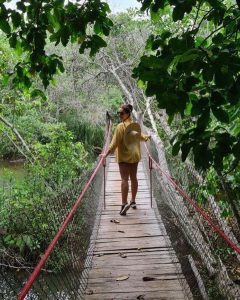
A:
1;117;240;299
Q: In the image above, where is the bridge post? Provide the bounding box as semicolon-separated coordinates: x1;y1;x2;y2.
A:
102;157;106;209
149;156;153;208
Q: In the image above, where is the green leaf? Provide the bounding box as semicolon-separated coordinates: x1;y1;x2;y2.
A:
0;18;11;34
137;80;146;89
172;141;180;156
183;76;199;92
60;25;70;46
193;144;212;169
191;98;209;116
172;6;185;21
16;1;26;12
23;75;32;88
150;5;161;22
212;33;224;44
9;33;17;48
11;11;22;28
181;143;192;162
2;74;9;86
168;49;199;73
101;2;111;13
57;60;65;73
30;89;47;101
161;31;171;41
94;22;102;34
232;141;240;159
47;12;60;30
210;91;226;107
202;66;214;82
211;107;229;123
215;69;234;88
197;109;210;129
141;0;152;11
184;101;192;116
90;35;107;56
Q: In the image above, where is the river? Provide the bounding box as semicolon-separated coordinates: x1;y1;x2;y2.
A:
0;159;26;185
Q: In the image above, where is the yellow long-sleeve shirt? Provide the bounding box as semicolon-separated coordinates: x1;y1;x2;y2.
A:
108;117;148;163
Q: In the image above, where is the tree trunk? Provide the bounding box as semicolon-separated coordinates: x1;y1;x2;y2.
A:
216;170;240;229
0;115;35;162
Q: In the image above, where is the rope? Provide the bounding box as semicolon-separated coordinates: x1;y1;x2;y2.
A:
17;118;112;300
144;143;240;256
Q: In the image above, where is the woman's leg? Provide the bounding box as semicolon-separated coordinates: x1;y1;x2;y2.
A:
129;162;138;203
119;163;130;204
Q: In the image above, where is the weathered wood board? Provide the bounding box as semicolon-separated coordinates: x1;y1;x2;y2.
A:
84;156;192;299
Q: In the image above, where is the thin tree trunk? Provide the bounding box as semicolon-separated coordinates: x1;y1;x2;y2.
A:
0;115;35;161
4;132;31;162
216;170;240;229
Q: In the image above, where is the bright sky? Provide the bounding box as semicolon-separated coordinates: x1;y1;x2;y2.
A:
107;0;141;12
6;0;141;13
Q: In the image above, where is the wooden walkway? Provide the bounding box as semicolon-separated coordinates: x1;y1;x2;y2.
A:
85;156;192;299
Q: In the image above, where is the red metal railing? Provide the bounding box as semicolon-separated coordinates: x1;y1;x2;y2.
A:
17;117;112;300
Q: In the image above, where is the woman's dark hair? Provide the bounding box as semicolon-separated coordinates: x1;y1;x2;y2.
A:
121;104;133;114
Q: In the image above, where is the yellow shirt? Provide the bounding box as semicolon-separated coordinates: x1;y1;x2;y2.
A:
108;117;148;163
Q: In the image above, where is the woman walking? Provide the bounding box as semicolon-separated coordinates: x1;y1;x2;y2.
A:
104;104;150;216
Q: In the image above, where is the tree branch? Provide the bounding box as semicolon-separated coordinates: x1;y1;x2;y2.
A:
0;115;36;162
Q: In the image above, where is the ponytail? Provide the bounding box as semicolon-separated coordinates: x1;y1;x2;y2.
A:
121;103;133;114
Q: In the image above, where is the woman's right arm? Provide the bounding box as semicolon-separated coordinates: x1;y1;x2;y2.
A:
105;124;122;157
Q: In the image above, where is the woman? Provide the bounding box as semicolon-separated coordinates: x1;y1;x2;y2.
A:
104;104;150;216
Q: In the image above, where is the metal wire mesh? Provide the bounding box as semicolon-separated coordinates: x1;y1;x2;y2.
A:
0;162;105;300
0;117;111;300
142;134;240;299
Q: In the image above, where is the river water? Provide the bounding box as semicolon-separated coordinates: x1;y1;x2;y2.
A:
0;159;26;185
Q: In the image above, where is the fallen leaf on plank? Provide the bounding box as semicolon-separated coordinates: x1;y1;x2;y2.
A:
143;276;164;281
116;275;129;281
119;252;127;258
137;295;145;300
85;290;93;295
142;276;155;281
110;219;120;224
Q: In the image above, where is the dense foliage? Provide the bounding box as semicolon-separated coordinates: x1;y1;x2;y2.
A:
0;0;113;90
134;0;240;224
0;2;112;266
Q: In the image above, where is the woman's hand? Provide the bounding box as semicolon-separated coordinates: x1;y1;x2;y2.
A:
145;135;151;141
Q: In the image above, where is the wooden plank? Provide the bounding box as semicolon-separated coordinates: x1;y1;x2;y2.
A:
92;257;179;268
83;160;192;299
85;279;185;293
85;290;186;300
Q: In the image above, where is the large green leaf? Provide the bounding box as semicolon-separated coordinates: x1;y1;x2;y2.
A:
210;91;226;107
0;19;11;34
172;141;180;156
211;107;229;123
11;11;22;28
181;142;192;162
193;144;212;169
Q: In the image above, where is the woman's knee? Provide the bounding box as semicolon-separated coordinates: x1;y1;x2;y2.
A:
131;178;138;186
122;178;129;185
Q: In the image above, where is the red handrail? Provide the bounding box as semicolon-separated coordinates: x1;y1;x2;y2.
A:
144;143;240;256
18;119;112;300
